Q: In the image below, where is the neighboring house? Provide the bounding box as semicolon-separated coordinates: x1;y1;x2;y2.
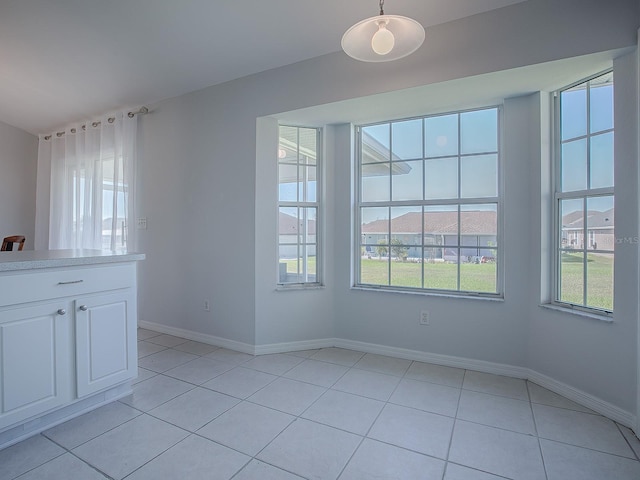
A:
361;210;497;260
561;208;615;250
278;211;316;258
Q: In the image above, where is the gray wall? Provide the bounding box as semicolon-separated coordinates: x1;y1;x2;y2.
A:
136;0;640;415
0;120;37;249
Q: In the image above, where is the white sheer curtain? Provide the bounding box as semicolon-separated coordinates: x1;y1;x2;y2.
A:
36;111;137;252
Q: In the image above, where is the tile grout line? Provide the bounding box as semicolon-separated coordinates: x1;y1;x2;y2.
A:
441;368;468;480
527;380;550;480
615;422;640;462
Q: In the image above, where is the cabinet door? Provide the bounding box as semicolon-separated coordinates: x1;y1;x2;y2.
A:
0;303;71;430
75;290;137;397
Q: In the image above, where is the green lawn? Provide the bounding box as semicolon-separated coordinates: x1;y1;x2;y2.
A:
361;258;497;293
560;252;613;311
283;253;613;309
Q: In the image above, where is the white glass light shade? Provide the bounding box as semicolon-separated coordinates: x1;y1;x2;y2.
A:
342;14;425;62
371;22;395;55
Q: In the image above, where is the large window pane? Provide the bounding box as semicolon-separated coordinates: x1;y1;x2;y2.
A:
298;128;317;165
460;109;497;154
391;261;422;288
361;257;389;285
589;132;614;189
279;207;298;243
279;246;299;283
561;86;587;140
361;164;390;202
559;251;584;305
362;124;390;163
391;119;422;160
278;163;297;201
391;207;421;251
279;126;299;162
586;253;613;311
361;207;389;256
590;74;614;134
301;207;317;244
424;249;458;290
460;260;497;293
425;157;457;199
424;206;457;247
460;205;497;258
560;198;583;250
561;139;587;192
425;114;458;158
586;196;614;252
460;154;497;198
392;161;423;201
303;165;317;202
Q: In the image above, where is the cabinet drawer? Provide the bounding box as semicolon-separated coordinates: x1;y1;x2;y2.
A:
0;263;136;307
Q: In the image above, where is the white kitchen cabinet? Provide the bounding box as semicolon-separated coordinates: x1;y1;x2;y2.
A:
0;302;72;430
0;250;143;447
75;291;137;397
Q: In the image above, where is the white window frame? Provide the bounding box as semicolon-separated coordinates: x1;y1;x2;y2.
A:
552;70;614;315
277;125;323;287
354;106;503;297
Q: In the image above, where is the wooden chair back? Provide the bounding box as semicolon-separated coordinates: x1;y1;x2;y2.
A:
1;235;26;251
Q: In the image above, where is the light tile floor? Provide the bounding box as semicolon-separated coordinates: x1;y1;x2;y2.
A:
2;328;640;479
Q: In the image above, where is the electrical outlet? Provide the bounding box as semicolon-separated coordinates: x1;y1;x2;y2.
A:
420;310;430;325
204;300;211;312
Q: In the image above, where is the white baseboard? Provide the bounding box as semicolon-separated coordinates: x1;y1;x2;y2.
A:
137;322;636;429
254;338;334;355
334;338;529;379
527;370;637;428
138;320;255;354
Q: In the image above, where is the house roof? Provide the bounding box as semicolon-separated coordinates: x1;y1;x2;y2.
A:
361;207;616;236
279;211;317;236
562;208;614;230
362;210;497;235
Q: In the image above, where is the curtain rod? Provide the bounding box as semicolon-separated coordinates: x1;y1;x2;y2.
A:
43;107;149;140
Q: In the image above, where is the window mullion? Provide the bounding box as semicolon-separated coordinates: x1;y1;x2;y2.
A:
582;198;588;307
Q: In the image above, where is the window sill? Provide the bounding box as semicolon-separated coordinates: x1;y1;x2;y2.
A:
538;303;613;323
351;285;504;302
276;284;325;292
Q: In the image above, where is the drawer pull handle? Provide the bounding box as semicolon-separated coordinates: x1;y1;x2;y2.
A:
57;280;84;285
79;305;88;311
57;309;66;316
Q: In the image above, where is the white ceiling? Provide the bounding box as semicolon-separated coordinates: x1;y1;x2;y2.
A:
0;0;526;135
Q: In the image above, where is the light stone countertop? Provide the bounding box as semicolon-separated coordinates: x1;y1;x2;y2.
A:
0;249;145;272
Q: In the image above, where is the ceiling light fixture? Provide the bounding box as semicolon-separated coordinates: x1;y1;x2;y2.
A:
342;0;425;62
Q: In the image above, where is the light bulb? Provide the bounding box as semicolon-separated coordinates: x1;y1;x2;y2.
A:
371;22;395;55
